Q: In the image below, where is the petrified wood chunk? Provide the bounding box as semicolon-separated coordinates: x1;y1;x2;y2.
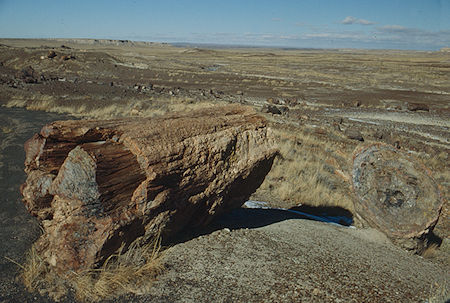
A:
21;105;277;274
352;144;443;242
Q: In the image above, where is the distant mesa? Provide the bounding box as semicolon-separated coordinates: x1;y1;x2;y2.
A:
31;38;165;48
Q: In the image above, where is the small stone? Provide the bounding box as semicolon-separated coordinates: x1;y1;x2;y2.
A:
262;105;282;115
407;102;429;112
47;51;57;59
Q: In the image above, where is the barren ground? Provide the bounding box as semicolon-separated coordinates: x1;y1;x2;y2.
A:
0;39;449;302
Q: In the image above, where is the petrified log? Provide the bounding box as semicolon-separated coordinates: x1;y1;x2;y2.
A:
352;144;443;245
21;105;277;274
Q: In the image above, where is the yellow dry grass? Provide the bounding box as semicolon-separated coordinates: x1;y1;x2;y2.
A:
21;237;164;302
420;242;440;259
254;125;355;212
5;96;216;120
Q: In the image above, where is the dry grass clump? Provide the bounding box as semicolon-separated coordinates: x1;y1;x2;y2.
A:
21;238;164;302
5;96;216;120
420;242;440;259
254;126;354;212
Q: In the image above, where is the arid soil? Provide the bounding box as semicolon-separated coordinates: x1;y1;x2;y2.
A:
143;217;447;303
0;39;449;302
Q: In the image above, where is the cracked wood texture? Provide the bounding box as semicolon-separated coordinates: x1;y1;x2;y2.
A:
21;105;277;274
352;144;443;245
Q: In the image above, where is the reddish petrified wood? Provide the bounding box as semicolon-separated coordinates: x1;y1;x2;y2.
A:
21;105;277;274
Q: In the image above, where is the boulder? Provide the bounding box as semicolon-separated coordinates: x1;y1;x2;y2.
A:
21;105;277;275
352;144;443;249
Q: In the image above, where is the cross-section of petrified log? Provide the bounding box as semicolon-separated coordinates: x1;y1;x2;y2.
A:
352;144;443;242
21;105;277;274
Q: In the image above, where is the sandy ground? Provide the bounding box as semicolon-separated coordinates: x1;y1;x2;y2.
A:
0;108;75;302
140;217;449;303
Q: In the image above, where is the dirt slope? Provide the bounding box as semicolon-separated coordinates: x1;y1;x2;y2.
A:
126;210;448;303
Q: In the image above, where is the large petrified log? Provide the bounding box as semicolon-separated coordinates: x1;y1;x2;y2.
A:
352;144;443;248
21;105;277;274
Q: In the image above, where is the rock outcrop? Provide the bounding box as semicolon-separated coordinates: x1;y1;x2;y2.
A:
21;105;277;275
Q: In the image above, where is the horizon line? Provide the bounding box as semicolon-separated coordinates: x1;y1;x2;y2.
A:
0;37;447;52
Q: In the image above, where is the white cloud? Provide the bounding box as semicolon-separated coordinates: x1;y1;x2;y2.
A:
377;25;448;37
341;16;375;25
127;24;450;50
358;19;375;25
305;31;369;41
378;25;408;31
302;25;450;49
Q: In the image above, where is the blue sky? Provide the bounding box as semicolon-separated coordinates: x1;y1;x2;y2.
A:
0;0;449;50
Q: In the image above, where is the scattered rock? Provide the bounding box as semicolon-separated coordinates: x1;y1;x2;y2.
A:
285;97;298;107
262;105;282;115
407;102;429;112
267;97;279;105
21;105;277;275
61;54;75;61
278;106;289;115
15;66;38;83
47;51;57;59
345;128;364;141
333;122;342;132
373;130;384;140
